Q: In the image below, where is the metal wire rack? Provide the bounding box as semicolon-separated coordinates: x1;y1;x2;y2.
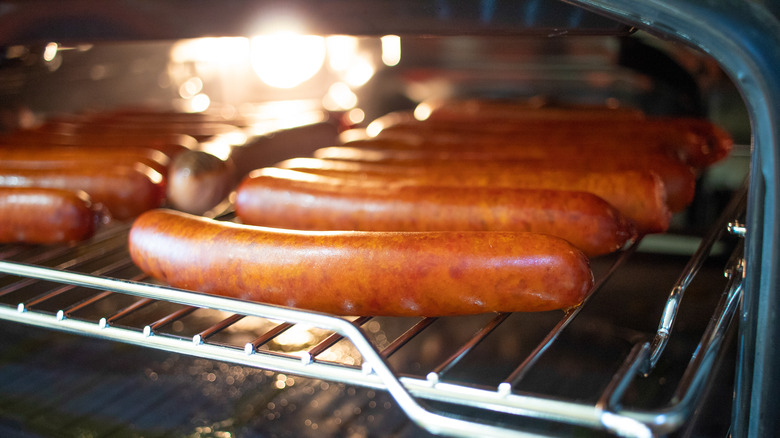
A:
0;185;746;438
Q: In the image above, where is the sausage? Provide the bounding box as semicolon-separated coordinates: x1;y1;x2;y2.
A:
364;105;646;137
234;168;636;256
360;115;732;169
0;145;172;176
361;120;730;169
278;155;696;213
128;209;594;316
420;99;648;122
31;118;238;141
0;187;99;244
2;125;196;156
167;150;237;215
272;163;670;234
0;163;165;220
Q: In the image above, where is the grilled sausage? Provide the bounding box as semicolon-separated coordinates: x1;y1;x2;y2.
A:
278;156;696;213
0;187;99;244
234;169;636;256
0;164;165;220
128;209;594;316
267;165;669;234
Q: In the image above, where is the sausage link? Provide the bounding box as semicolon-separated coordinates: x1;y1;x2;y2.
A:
0;164;165;220
368;115;732;168
270;164;669;234
0;145;172;176
235;169;636;256
0;187;98;244
278;155;695;213
421;99;648;122
128;209;594;316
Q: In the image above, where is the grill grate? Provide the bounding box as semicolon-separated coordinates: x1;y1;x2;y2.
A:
0;186;746;437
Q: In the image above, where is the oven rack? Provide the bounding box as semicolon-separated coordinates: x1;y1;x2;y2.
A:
0;187;745;438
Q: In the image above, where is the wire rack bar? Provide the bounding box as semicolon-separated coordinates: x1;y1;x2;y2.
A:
380;317;438;359
648;183;747;370
192;313;245;344
428;312;510;383
143;306;198;336
303;316;373;363
244;321;296;354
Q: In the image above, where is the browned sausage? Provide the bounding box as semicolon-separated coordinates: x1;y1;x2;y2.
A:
128;209;594;316
278;156;696;213
0;187;99;244
1;128;196;160
361;118;731;169
363;105;645;139
360;114;732;169
234;168;636;256
271;163;670;234
34;119;238;142
0;145;172;176
419;99;647;122
0;164;165;220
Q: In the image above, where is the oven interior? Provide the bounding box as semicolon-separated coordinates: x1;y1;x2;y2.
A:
0;1;774;437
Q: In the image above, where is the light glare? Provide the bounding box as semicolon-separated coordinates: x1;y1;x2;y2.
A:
250;34;326;89
381;35;401;66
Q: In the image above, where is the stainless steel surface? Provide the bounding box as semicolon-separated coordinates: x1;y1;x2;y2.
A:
568;1;780;435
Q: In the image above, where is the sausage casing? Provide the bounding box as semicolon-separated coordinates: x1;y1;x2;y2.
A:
128;209;594;316
0;187;98;244
235;169;636;256
367;116;732;168
278;155;696;213
0;164;165;220
0;145;172;176
266;165;669;235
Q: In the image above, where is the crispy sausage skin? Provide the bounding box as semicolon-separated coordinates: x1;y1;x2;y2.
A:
0;187;98;244
234;169;636;257
0;164;165;220
128;209;594;316
266;165;669;235
278;156;696;213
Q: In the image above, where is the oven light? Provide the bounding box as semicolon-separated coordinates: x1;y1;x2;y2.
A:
250;33;326;89
381;35;401;66
42;42;58;62
326;35;359;71
170;37;249;65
